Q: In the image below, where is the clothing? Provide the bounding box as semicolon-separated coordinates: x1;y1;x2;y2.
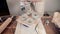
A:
0;0;10;16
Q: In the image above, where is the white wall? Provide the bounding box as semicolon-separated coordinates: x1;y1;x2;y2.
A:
58;0;60;10
44;0;59;16
45;0;59;11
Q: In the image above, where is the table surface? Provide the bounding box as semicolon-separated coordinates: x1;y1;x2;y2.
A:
0;16;54;34
0;16;51;34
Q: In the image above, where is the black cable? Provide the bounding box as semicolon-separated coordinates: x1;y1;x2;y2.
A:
35;24;38;34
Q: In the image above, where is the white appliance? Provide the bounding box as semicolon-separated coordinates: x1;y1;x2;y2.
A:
6;0;46;34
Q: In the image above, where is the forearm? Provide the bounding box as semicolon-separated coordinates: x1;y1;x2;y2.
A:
0;18;12;33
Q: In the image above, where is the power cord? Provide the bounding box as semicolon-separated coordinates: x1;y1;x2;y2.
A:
35;24;38;34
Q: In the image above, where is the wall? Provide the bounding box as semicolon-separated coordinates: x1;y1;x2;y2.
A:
58;0;60;10
44;0;59;16
45;0;59;11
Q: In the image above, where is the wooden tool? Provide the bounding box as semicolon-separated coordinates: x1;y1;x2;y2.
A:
0;16;13;33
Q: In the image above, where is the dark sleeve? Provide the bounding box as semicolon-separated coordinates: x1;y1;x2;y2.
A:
0;0;10;16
